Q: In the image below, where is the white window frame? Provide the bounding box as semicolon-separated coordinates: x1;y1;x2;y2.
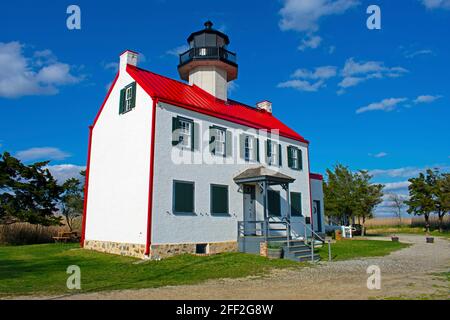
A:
178;119;192;148
215;128;226;156
244;136;255;161
291;147;299;169
125;86;133;112
269;141;278;166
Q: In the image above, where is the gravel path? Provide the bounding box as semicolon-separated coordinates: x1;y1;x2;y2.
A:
55;234;449;300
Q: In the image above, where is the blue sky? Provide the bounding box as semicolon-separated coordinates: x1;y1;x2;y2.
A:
1;0;449;216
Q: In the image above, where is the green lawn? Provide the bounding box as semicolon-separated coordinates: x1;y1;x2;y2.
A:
0;243;298;297
316;239;410;261
366;226;450;239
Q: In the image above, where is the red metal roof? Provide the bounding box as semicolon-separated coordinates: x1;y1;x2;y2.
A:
127;65;308;144
310;173;324;181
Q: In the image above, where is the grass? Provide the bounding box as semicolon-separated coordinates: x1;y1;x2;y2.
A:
366;226;450;239
316;239;410;261
0;243;299;297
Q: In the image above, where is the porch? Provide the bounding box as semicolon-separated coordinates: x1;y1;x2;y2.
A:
233;166;330;262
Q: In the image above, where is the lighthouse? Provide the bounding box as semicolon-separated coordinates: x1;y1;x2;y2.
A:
178;21;238;101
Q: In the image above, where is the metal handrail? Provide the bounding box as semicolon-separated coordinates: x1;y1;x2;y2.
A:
238;218;332;262
179;46;237;65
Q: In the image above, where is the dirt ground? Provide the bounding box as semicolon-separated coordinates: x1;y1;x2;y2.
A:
24;235;450;300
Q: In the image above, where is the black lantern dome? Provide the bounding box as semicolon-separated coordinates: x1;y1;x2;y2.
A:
178;21;238;82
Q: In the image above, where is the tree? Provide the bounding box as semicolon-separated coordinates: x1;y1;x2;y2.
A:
435;172;450;232
0;152;62;226
323;164;384;235
61;177;84;232
405;170;436;233
353;170;384;236
388;193;405;225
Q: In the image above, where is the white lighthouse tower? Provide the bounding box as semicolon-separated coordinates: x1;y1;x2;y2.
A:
177;21;238;101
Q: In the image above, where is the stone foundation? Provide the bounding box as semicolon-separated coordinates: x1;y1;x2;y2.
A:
83;239;238;260
84;240;146;258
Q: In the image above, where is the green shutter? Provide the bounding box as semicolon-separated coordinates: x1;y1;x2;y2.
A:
191;121;195;151
298;149;303;170
209;127;216;154
211;185;229;215
266;139;272;163
119;88;125;114
174;181;194;214
172;117;180;146
130;82;136;109
268;190;281;217
256;138;260;162
239;134;245;159
278;144;282;167
290;192;302;216
226;130;232;157
287;146;293;168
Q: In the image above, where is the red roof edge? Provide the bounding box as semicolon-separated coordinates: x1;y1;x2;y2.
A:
126;65;309;145
310;173;324;181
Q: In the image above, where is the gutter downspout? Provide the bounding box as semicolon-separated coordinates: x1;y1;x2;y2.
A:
80;125;93;247
145;98;158;257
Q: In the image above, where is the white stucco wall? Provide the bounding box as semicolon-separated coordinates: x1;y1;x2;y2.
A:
84;71;153;245
310;178;325;233
151;102;312;245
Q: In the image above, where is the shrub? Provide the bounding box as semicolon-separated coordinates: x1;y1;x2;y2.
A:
0;223;65;245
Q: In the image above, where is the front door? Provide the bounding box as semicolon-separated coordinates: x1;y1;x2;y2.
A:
243;185;257;235
313;200;322;233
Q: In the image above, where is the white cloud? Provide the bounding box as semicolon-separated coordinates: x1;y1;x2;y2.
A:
277;79;325;92
338;58;408;91
278;65;336;92
291;66;337;79
279;0;359;33
166;45;189;56
0;41;83;98
382;181;411;192
102;61;119;73
46;164;85;183
369;165;450;178
16;147;71;162
369;152;388;158
298;35;322;51
356;97;407;114
405;49;433;59
328;46;336;54
413;94;443;104
421;0;450;9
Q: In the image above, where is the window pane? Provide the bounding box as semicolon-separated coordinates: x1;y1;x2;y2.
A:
211;185;228;215
268;190;281;216
174;181;194;213
291;192;302;216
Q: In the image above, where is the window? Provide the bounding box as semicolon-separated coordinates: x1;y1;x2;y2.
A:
210;126;227;156
172;117;195;150
268;190;281;217
267;140;281;166
173;181;195;214
178;119;192;148
290;192;302;216
241;135;259;162
119;82;136;114
288;146;302;170
244;136;254;161
215;129;226;156
211;184;229;215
